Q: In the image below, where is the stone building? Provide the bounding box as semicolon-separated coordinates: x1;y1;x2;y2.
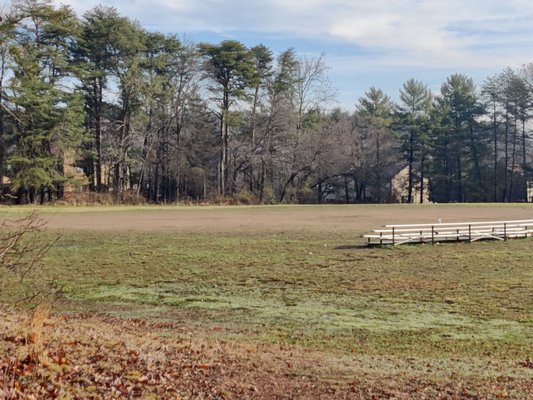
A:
63;149;89;197
391;166;430;204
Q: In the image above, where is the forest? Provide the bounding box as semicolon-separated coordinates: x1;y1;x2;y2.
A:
1;0;533;205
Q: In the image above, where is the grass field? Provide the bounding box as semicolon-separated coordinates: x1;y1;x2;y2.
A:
1;204;532;398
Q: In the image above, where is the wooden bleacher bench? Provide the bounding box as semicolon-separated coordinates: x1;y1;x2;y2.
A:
364;219;533;246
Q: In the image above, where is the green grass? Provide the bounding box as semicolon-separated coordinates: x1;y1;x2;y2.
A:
3;226;531;361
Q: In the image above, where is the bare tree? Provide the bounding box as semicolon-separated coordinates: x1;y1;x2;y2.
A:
271;52;337;202
294;53;336;133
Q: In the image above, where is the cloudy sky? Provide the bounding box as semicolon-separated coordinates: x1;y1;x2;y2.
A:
54;0;533;110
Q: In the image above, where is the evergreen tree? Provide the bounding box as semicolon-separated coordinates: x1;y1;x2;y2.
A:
7;0;85;203
74;6;146;200
0;9;16;193
73;5;117;192
199;40;255;195
431;74;487;202
396;79;432;203
481;75;502;202
356;87;396;202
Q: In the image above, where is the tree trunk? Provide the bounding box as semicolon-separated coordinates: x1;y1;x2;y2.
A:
29;188;36;205
468;121;487;201
522;118;527;171
509;118;518;201
113;162;122;202
258;160;266;202
279;172;297;203
153;162;160;203
419;157;425;204
218;108;226;196
95;78;104;192
375;130;381;202
344;175;350;203
457;154;464;202
444;132;451;203
492;101;498;202
503;107;509;202
407;130;414;203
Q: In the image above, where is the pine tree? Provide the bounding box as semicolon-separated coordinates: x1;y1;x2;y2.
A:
356;87;396;202
431;74;487;202
7;0;85;203
199;40;255;196
396;79;432;203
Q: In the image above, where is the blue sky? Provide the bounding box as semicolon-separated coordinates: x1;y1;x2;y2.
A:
54;0;533;110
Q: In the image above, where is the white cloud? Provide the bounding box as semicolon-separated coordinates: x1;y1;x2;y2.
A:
53;0;533;70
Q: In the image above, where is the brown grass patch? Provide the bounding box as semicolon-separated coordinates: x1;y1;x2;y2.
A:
1;309;532;399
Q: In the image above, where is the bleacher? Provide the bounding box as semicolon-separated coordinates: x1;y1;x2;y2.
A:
364;219;533;246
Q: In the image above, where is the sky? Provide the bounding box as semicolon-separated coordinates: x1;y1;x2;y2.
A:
52;0;533;110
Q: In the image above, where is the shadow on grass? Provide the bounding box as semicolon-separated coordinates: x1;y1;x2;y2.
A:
334;244;373;250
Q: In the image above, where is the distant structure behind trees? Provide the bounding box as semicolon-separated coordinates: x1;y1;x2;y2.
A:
527;181;533;203
1;1;533;205
391;167;430;204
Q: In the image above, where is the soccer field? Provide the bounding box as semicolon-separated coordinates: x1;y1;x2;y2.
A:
1;204;532;398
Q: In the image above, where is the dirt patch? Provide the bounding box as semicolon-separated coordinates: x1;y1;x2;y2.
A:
25;204;533;233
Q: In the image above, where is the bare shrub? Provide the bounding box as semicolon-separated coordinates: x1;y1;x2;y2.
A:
61;190;147;205
0;211;61;364
0;211;61;307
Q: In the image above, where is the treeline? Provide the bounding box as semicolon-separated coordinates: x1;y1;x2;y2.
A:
1;1;532;204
